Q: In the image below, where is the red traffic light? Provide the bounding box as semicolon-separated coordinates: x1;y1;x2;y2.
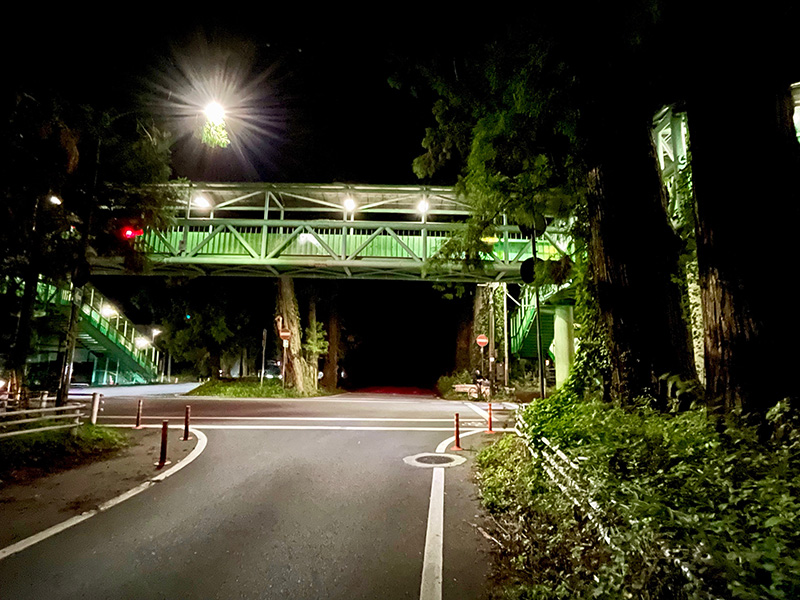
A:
121;226;144;239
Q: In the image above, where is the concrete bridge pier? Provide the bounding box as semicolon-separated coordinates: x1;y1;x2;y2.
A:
553;305;575;389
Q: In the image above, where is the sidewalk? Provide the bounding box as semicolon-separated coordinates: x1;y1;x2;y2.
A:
0;428;198;550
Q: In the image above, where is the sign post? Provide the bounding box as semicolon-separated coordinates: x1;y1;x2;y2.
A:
260;328;267;387
476;334;489;401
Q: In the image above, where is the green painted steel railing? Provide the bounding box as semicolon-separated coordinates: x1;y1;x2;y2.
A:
509;283;571;356
119;219;567;282
41;281;160;380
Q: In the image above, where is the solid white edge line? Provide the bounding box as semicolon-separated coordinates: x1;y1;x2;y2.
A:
0;427;207;562
101;416;454;422
101;425;515;432
435;428;485;454
421;428;489;600
181;396;446;404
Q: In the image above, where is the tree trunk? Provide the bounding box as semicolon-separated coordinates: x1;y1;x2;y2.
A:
9;265;38;395
276;277;314;393
322;304;341;390
307;296;318;391
584;117;696;407
472;286;489;374
688;81;800;418
454;297;472;372
209;349;221;380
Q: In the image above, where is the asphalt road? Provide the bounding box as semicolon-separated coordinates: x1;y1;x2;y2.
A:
1;392;513;599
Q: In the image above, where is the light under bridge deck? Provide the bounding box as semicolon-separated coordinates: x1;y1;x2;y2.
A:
91;183;573;283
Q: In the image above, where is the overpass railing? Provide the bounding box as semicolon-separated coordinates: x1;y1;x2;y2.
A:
41;281;160;379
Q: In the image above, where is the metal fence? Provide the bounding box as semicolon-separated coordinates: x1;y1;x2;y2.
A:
0;403;85;439
513;410;704;594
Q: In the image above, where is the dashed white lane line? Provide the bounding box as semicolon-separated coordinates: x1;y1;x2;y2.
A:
420;428;486;600
0;427;207;562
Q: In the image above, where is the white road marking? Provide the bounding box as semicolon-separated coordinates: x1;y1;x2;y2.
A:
420;466;445;600
0;428;207;562
184;396;447;404
146;425;514;432
464;401;489;420
102;415;453;422
101;421;515;432
420;428;487;600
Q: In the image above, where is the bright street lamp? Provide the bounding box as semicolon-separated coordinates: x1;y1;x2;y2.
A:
201;101;231;148
204;102;226;125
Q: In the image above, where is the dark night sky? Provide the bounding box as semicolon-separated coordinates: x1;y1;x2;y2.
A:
8;12;489;184
7;11;484;387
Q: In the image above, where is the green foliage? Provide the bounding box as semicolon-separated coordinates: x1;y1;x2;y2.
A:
0;424;129;479
187;378;330;398
476;435;611;599
302;321;328;358
477;395;800;599
201;121;231;148
435;369;473;398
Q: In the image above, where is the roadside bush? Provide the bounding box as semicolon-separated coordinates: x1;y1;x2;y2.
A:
0;424;129;480
186;377;331;398
476;395;800;599
435;370;473;399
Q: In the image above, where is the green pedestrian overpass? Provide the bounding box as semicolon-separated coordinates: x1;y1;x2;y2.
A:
87;182;575;381
29;107;689;387
93;183;571;283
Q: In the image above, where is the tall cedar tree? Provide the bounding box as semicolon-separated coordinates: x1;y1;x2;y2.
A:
677;7;800;418
404;6;696;406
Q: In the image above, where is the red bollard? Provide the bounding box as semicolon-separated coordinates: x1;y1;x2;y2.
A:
134;399;143;429
183;405;192;441
155;420;171;469
486;402;497;434
451;413;463;451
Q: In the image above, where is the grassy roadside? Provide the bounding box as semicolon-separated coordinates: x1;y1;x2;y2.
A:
474;395;800;599
185;378;336;398
0;424;129;483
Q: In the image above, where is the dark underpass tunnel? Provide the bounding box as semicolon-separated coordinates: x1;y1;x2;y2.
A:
336;281;472;391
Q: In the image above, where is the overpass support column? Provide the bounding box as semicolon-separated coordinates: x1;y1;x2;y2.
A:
553;305;575;389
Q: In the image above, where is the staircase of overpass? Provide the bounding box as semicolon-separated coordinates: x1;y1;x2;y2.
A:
35;281;160;385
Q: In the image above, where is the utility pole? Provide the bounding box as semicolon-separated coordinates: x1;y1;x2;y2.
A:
519;220;547;400
503;283;509;387
488;286;496;387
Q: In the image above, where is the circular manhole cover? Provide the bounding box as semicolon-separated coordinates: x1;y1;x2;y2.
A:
403;453;467;468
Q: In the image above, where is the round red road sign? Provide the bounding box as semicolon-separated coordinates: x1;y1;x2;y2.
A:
279;329;291;340
476;334;489;347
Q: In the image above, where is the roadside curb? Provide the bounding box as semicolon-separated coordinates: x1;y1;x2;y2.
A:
0;426;207;562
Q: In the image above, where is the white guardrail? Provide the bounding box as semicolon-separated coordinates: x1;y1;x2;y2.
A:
0;393;103;439
513;410;708;596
